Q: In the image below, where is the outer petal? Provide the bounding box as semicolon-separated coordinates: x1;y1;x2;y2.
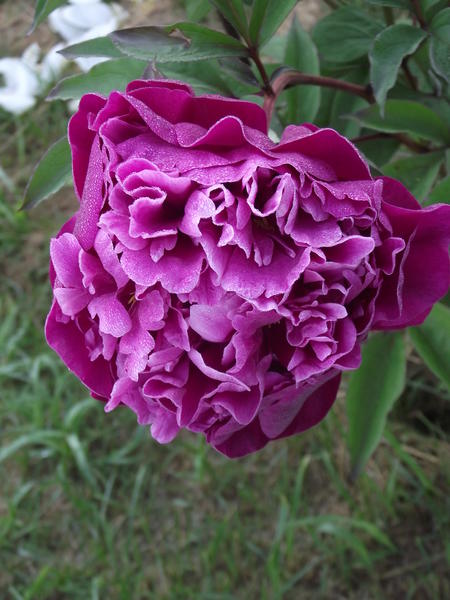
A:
373;177;450;329
46;302;114;399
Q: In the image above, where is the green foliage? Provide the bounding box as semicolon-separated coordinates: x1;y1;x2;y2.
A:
30;0;68;33
48;59;147;101
110;23;248;62
346;333;406;480
249;0;299;48
281;16;320;124
382;151;445;201
369;25;427;112
312;7;384;64
22;137;71;210
348;100;450;144
409;303;450;390
429;7;450;83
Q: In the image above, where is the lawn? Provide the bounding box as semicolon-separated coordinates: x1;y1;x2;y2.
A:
1;1;449;599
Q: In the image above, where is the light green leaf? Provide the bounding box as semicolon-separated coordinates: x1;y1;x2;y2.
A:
409;303;450;390
281;16;320;124
426;175;450;205
348;100;450;144
369;25;427;112
48;58;146;101
30;0;68;33
249;0;298;47
382;151;444;202
312;7;383;64
22;137;72;210
346;332;406;479
60;36;124;60
110;24;248;62
429;7;450;83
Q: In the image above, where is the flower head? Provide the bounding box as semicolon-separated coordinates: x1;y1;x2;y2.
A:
46;80;450;457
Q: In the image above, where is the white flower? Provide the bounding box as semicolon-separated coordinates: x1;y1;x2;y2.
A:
49;0;127;72
0;46;41;115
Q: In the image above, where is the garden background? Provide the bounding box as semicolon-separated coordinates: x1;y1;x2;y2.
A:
1;1;449;598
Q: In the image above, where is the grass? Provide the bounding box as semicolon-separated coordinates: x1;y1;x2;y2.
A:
1;7;450;598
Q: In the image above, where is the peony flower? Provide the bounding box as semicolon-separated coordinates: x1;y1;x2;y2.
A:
46;80;450;457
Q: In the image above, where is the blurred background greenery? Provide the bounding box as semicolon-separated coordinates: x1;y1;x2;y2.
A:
1;1;449;598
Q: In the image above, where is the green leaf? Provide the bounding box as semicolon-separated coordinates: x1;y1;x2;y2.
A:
357;137;400;168
60;36;124;60
367;0;409;7
429;8;450;83
209;0;249;39
348;100;450;144
382;151;444;201
312;7;383;64
48;58;146;101
346;332;406;479
110;24;248;62
185;0;211;21
22;137;72;210
409;303;450;390
160;60;235;95
0;431;65;463
426;175;450;205
30;0;68;33
249;0;298;47
281;16;320;124
369;25;427;113
329;65;369;137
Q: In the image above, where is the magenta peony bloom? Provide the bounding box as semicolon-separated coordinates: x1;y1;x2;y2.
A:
46;80;450;457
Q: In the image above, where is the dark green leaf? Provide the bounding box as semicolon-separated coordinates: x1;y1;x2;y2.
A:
312;7;383;64
348;100;450;144
356;137;400;168
346;332;406;479
329;65;369;137
367;0;409;7
369;24;427;112
422;0;449;21
30;0;68;33
249;0;298;47
60;36;124;60
48;58;146;101
186;0;211;21
281;16;320;124
429;8;450;83
409;303;450;390
426;175;450;205
209;0;249;39
110;24;248;62
382;151;444;201
22;137;72;210
219;57;260;88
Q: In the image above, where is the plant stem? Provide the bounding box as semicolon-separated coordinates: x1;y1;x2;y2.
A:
249;47;274;96
264;69;373;120
411;0;427;29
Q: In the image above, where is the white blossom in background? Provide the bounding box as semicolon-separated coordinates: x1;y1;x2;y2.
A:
0;45;41;114
0;0;127;116
49;0;128;72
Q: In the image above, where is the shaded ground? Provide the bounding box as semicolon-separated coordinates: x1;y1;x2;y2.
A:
1;1;449;599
